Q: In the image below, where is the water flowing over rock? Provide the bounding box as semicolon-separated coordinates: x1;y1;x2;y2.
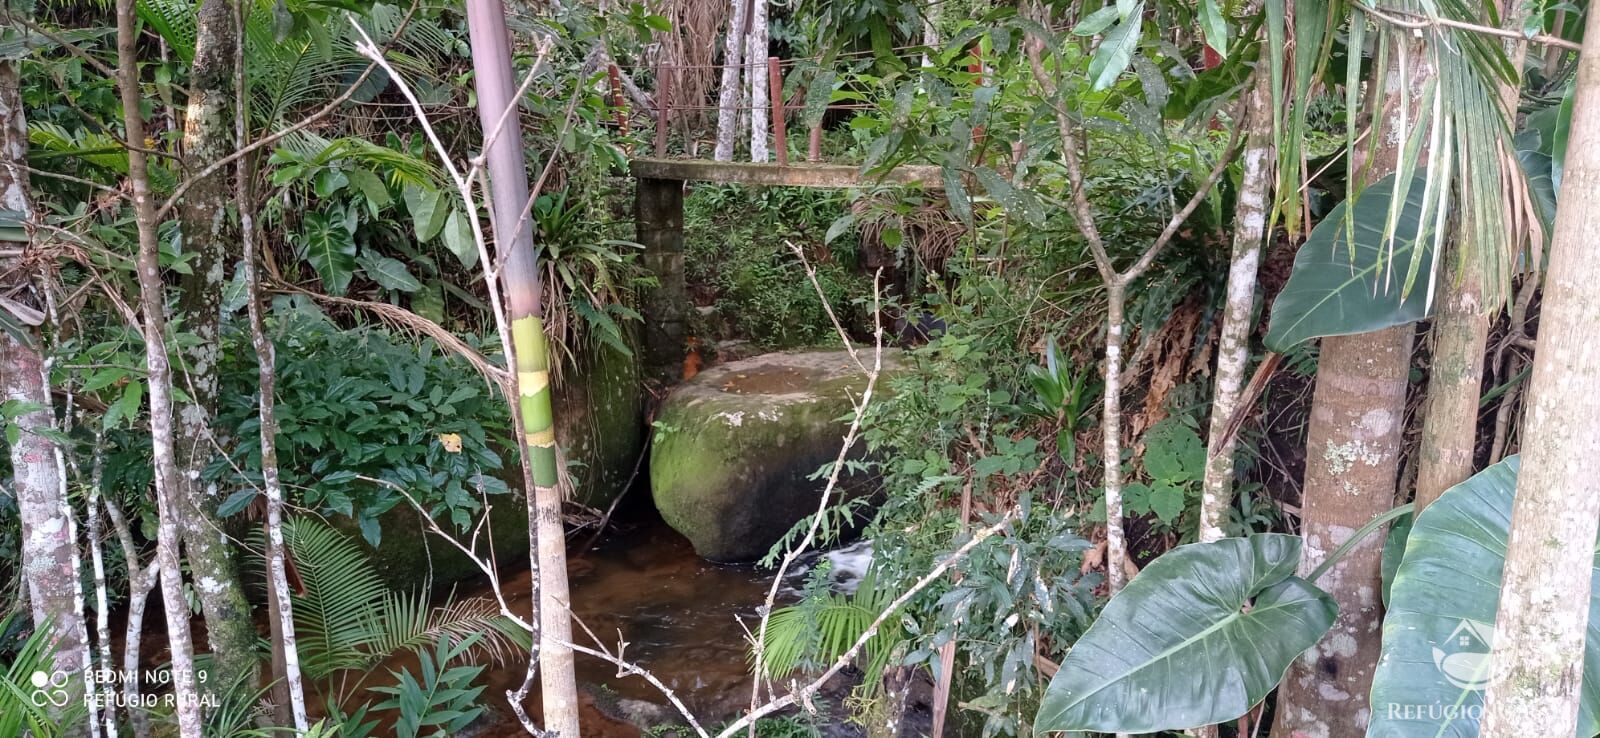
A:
650;349;898;562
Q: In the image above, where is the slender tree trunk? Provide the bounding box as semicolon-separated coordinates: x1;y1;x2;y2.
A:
106;497;155;738
745;0;769;162
1271;34;1430;738
172;0;257;693
84;442;119;738
0;52;94;728
235;8;309;727
1199;64;1273;542
1478;11;1600;735
464;3;580;735
1413;252;1488;511
1101;282;1130;594
1413;2;1528;512
714;0;749;161
115;0;206;732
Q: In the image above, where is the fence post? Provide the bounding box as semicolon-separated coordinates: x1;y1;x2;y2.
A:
608;64;630;153
654;63;670;157
768;57;787;166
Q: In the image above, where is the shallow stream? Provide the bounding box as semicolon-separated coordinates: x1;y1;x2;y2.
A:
472;514;873;735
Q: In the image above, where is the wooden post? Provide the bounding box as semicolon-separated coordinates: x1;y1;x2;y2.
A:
768;57;787;166
655;62;670;157
608;64;630;151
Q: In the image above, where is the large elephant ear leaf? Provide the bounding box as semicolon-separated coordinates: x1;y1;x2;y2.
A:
299;212;358;296
1033;533;1336;735
1264;173;1434;351
1367;455;1600;738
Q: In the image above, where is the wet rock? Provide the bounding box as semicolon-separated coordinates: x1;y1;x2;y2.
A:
650;350;898;562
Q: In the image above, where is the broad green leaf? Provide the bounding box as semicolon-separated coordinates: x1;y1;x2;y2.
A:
299;212;357;295
1554;82;1574;193
1148;482;1185;522
1516;144;1557;232
1379;511;1412;608
1198;0;1228;57
1073;5;1120;35
349;169;391;217
825;213;856;245
218;489;257;518
943;167;973;227
440;209;478;269
313;168;349;198
357;253;421;292
1142;420;1202;483
1034;533;1336;734
1264;174;1434;351
1088;6;1143;90
1367;456;1600;737
403;184;449;243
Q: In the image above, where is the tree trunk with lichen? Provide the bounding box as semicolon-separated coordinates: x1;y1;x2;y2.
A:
1199;64;1273;543
1270;34;1431;738
116;0;205;732
713;0;748;161
1477;11;1600;735
172;0;257;694
0;53;93;731
745;0;768;162
1413;2;1527;513
464;2;580;734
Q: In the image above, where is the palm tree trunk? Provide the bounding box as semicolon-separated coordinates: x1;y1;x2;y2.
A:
1270;33;1431;738
1;51;93;732
1478;12;1600;735
464;3;580;734
1199;61;1273;542
115;0;205;732
1413;2;1528;512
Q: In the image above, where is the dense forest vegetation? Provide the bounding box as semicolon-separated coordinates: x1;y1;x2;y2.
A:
1;0;1598;736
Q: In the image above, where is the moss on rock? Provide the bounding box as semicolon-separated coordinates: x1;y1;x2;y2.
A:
649;349;899;562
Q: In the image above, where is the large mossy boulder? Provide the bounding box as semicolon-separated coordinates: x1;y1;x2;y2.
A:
358;338;645;587
650;349;897;562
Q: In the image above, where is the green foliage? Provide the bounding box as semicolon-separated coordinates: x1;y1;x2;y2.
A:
1265;173;1436;351
757;567;904;692
1367;456;1600;738
214;311;510;542
0;617;85;738
368;635;488;738
278;518;525;714
1123;416;1204;531
684;184;866;348
1034;534;1337;735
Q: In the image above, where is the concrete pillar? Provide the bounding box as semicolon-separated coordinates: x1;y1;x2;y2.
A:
635;177;688;383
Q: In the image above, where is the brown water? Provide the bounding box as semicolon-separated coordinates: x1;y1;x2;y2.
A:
474;517;872;734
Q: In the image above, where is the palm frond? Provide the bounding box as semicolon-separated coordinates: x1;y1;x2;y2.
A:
756;575;904;691
283;518;392;679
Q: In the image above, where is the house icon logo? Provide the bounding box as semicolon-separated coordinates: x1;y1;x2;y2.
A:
1432;619;1495;691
